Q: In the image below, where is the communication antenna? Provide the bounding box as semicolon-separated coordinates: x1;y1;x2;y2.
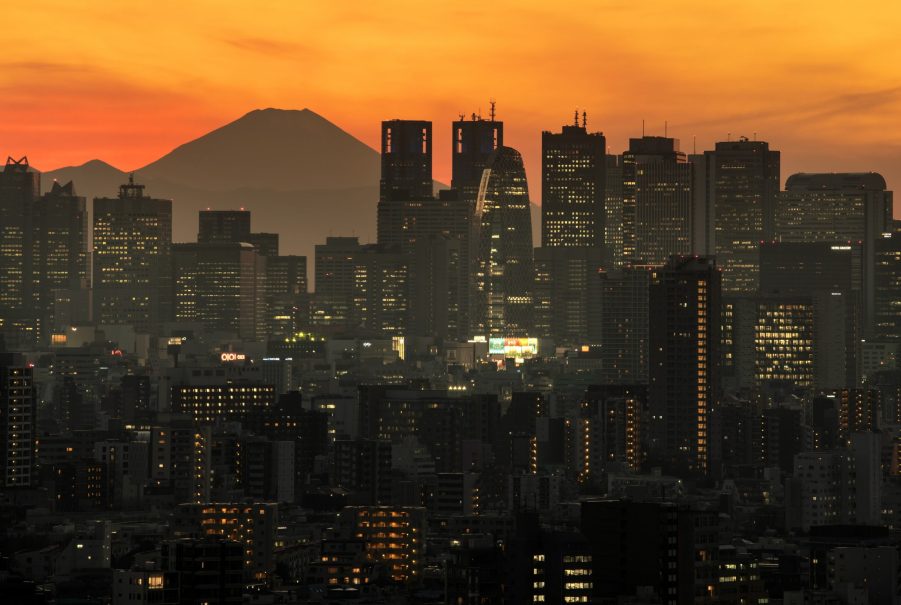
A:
727;132;731;141
574;109;579;127
642;119;645;137
582;111;587;129
664;121;668;138
753;131;757;141
489;99;496;121
459;113;465;122
693;135;697;154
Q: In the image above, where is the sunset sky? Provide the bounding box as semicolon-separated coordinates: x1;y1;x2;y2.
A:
3;1;901;212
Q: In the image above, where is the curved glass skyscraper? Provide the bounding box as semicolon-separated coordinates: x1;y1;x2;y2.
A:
475;146;534;337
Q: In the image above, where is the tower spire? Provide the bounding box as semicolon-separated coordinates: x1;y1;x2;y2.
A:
489;99;496;122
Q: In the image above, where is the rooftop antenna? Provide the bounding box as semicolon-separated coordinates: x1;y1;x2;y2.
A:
489;99;496;122
642;119;645;137
582;111;587;129
693;135;696;155
459;113;465;122
665;121;668;138
753;131;757;141
727;132;731;142
574;109;579;127
471;112;477;121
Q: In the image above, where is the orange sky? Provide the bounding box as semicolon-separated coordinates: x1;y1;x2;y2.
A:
3;1;901;213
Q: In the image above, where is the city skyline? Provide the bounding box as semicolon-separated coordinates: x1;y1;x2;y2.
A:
3;1;901;216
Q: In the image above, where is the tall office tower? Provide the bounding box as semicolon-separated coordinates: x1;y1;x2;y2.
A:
533;247;604;345
541;115;607;248
760;241;859;294
605;154;625;267
776;172;893;335
475;146;535;337
199;209;277;256
198;209;251;243
247;232;278;257
622;137;695;265
0;354;36;488
33;181;89;338
380;120;432;201
333;439;393;505
313;237;362;330
172;242;266;340
351;245;408;337
0;157;40;345
598;266;653;383
377;190;474;340
451;109;503;206
874;232;901;340
264;255;308;336
699;139;780;293
649;256;720;476
93;176;172;333
312;237;408;336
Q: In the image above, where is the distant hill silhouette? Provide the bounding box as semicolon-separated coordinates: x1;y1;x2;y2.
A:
40;108;540;285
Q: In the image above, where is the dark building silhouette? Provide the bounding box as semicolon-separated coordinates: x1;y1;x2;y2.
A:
0;157;40;345
380;120;432;201
760;241;859;294
702;138;780;293
605;154;625;267
172;242;266;340
0;354;36;488
623;137;696;265
533;247;604;345
874;232;901;340
475;146;535;337
777;172;893;336
541;115;607;249
161;539;243;605
649;256;720;475
581;500;719;605
93;176;172;333
599;266;653;383
377;190;474;340
198;209;251;243
451;109;503;206
33;180;89;339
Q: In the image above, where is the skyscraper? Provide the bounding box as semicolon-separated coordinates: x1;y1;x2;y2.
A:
0;353;36;488
451;108;503;207
0;156;40;345
33;180;89;339
541;114;606;248
605;154;625;268
380;120;432;201
874;232;901;340
598;266;654;383
622;137;696;266
377;191;474;340
649;256;720;475
703;138;780;293
475;146;535;337
533;247;604;345
172;242;266;340
93;176;172;333
198;209;251;243
777;172;893;335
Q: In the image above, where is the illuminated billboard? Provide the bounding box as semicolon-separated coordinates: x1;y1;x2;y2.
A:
488;337;538;358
